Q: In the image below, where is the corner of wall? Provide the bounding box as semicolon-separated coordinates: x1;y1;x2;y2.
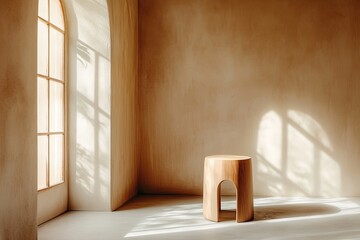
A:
0;0;38;238
109;0;139;211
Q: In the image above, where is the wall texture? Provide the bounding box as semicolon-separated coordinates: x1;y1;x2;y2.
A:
39;0;138;217
139;0;360;197
65;0;112;211
38;184;67;224
0;0;38;238
109;0;139;210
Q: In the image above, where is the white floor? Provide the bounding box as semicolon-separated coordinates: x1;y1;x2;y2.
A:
38;195;360;240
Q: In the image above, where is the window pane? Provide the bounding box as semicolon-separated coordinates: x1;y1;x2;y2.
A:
49;81;64;132
49;134;64;186
38;0;48;20
37;20;48;76
38;136;48;190
50;0;64;30
38;77;48;133
49;28;64;80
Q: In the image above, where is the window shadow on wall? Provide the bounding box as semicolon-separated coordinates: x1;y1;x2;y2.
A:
64;0;111;209
255;110;341;197
73;37;110;207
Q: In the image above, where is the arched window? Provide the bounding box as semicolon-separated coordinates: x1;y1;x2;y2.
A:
37;0;66;190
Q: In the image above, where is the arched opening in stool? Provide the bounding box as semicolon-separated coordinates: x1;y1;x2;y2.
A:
218;180;237;221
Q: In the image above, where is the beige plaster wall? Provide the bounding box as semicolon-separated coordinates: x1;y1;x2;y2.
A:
37;184;67;224
39;0;138;215
0;0;38;238
139;0;360;197
65;0;112;211
109;0;139;210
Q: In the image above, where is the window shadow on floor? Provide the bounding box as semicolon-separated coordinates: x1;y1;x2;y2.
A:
255;203;340;220
220;203;340;222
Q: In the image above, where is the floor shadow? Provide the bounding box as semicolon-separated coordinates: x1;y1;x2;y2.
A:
219;210;236;221
255;203;341;220
219;203;340;222
117;194;202;211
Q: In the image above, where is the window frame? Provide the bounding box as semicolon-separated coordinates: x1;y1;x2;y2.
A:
37;0;67;192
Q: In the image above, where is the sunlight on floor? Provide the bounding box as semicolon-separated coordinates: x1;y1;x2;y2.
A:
124;197;359;238
38;195;360;240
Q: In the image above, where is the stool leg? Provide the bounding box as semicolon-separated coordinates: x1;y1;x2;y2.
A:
235;163;254;222
203;168;220;221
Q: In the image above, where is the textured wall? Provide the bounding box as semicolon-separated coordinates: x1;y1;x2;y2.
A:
40;0;138;214
0;0;38;238
139;0;360;197
38;184;67;224
66;0;112;211
109;0;139;210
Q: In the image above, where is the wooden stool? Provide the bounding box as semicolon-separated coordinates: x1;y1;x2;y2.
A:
203;155;254;222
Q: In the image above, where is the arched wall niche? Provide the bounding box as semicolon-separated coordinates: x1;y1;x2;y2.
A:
37;0;112;225
62;0;112;211
55;0;138;212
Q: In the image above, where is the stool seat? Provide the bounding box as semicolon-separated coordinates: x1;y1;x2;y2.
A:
203;155;254;222
205;155;251;161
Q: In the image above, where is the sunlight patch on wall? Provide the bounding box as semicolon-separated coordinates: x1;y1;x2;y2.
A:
66;0;111;210
255;110;340;197
256;111;284;195
74;40;110;206
257;111;283;170
287;124;314;194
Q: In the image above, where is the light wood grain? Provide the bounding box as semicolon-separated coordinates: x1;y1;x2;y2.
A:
203;155;254;222
109;0;139;210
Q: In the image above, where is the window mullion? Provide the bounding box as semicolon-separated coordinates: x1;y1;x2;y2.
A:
46;0;51;188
